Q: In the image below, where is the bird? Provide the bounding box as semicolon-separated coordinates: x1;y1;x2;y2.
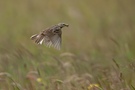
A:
30;23;69;50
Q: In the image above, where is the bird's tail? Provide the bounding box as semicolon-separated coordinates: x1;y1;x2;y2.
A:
30;34;45;44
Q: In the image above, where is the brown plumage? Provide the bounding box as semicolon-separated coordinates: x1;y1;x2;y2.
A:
30;23;69;50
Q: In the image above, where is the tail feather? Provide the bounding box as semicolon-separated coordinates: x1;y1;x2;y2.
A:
30;34;38;40
30;34;45;44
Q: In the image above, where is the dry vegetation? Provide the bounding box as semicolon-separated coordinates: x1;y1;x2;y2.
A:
0;0;135;90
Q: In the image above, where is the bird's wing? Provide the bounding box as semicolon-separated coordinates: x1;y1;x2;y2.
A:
43;36;53;48
50;34;62;50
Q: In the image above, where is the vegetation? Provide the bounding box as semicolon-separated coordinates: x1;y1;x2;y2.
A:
0;0;135;90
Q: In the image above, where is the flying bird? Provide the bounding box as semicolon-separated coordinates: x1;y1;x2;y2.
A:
30;23;69;50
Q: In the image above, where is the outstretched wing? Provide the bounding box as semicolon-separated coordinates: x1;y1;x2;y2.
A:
50;34;62;50
43;36;53;48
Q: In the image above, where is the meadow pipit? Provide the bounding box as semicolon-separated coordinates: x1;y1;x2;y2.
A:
30;23;69;50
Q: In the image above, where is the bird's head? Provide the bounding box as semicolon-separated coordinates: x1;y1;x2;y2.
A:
58;23;69;28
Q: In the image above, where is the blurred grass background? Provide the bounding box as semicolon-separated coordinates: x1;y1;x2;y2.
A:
0;0;135;90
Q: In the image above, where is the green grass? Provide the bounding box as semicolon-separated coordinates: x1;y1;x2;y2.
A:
0;0;135;90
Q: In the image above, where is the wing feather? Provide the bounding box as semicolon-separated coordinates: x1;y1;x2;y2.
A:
50;34;61;50
43;36;53;48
